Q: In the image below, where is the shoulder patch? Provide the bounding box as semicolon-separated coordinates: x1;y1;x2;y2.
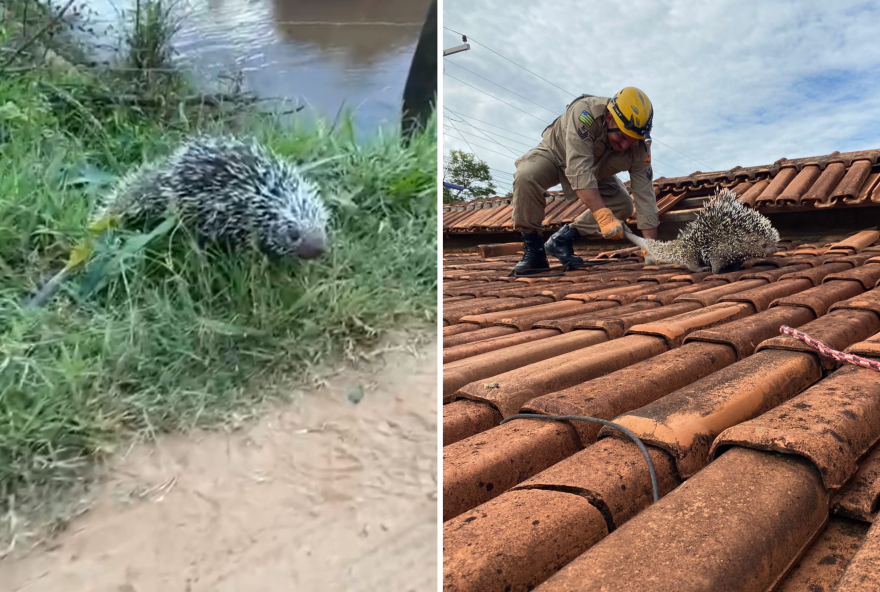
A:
579;110;594;127
644;154;651;164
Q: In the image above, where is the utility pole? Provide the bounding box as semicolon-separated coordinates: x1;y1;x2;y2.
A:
444;34;470;57
444;34;472;202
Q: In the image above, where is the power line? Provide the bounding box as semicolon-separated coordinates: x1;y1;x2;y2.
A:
444;72;691;176
650;139;714;172
443;156;514;178
443;117;536;149
444;108;478;156
442;120;515;192
444;128;688;178
443;25;715;171
443;107;523;157
445;60;558;115
646;155;690;176
444;72;548;123
444;161;515;181
444;132;522;160
442;125;523;157
443;26;576;97
443;155;513;194
445;78;693;176
445;108;540;141
444;124;689;177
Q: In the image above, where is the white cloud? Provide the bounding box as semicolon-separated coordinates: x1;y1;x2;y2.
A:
442;0;880;196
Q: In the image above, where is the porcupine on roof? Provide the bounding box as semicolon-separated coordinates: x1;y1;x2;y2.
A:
623;187;780;274
91;134;329;260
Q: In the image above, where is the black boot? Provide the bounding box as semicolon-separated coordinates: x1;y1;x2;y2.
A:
544;224;585;267
511;231;549;274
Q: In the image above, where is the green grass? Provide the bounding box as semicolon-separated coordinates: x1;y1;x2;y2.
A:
0;62;437;536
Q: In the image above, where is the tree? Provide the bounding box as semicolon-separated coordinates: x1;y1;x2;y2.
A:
443;150;498;203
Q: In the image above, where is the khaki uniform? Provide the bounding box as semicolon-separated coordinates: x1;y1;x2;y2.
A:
511;94;659;236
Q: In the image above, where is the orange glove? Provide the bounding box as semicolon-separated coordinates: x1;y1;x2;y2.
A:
593;208;624;240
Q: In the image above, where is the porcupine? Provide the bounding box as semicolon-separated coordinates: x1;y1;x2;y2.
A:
26;135;330;308
92;134;330;259
622;187;780;274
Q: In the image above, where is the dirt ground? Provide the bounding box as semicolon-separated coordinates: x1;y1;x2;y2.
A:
0;332;438;592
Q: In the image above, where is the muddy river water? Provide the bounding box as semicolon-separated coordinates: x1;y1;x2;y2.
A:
75;0;431;134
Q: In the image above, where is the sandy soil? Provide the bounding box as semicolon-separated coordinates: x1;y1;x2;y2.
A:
0;332;438;592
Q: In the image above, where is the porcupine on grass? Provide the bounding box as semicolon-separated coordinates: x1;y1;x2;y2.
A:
623;187;780;274
25;135;330;308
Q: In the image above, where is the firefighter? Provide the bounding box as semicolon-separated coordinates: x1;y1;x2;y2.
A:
510;87;659;274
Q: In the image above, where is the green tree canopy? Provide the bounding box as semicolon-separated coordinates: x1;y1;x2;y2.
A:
443;150;498;203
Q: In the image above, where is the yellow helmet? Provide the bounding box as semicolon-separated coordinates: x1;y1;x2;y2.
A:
608;87;653;140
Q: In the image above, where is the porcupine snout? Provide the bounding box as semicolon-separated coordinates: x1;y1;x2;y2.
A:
296;229;327;259
272;220;328;260
270;175;330;260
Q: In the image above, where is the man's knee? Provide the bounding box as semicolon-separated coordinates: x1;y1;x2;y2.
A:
515;154;552;184
513;156;555;204
512;177;548;207
512;152;561;232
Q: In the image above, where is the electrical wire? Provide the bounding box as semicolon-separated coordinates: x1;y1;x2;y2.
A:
444;72;549;123
443;131;523;160
443;108;523;157
444;108;539;141
445;60;558;115
443;25;715;171
442;142;513;193
444;108;477;155
444;117;535;149
501;413;660;503
444;26;577;97
443;156;514;179
444;81;691;176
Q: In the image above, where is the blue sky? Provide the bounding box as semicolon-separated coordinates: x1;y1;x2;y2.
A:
441;0;880;197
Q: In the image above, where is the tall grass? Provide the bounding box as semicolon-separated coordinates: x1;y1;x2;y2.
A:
0;35;437;539
121;0;186;91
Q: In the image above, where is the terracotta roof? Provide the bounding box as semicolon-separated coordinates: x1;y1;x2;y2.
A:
441;228;880;592
443;147;880;233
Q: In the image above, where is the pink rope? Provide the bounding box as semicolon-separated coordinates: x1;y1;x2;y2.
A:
779;325;880;372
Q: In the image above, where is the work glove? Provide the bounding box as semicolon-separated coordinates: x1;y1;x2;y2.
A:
641;249;657;265
593;207;625;240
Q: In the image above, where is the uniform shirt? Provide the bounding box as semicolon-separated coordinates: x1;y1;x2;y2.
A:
535;94;657;221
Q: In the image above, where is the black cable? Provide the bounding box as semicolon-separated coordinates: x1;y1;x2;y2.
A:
443;156;514;178
444;86;689;176
441;147;512;194
445;60;558;115
500;413;660;502
443;26;715;170
442;124;528;155
443;132;523;160
444;108;478;155
443;118;535;149
651;139;714;172
443;26;577;96
445;108;539;141
444;72;549;123
443;108;523;158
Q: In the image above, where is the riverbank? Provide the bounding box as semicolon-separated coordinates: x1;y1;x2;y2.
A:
0;5;437;552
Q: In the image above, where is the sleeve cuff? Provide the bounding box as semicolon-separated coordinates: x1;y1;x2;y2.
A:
568;173;598;191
